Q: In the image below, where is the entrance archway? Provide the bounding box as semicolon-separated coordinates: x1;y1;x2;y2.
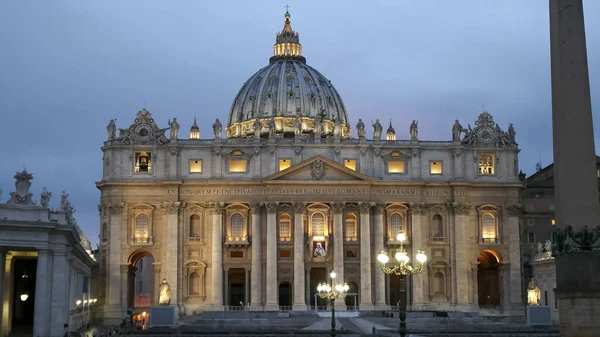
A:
309;267;328;308
278;282;292;307
477;250;501;307
227;268;246;307
127;250;155;309
345;281;358;310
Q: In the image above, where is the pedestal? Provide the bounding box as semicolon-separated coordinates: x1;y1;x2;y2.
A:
149;306;176;327
526;306;552;326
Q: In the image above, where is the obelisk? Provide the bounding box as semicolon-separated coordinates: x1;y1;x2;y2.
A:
550;1;600;336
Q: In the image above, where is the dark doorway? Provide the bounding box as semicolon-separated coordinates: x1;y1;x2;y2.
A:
12;258;37;335
345;281;358;309
309;267;328;308
227;268;246;307
477;250;501;307
278;282;292;307
389;274;407;308
230;284;245;307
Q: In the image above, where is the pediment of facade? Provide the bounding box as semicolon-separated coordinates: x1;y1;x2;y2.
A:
263;155;373;182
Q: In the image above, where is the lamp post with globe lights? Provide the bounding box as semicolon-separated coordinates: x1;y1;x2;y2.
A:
316;270;349;337
377;233;427;337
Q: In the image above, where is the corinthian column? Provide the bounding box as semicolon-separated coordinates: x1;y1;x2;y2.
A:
331;202;345;309
161;201;183;310
249;203;263;310
448;202;470;307
292;202;307;310
210;202;224;309
505;204;522;306
409;203;427;306
373;203;386;308
105;203;125;322
264;202;279;310
358;202;374;310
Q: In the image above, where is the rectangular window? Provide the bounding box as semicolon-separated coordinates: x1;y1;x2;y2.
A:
552;219;556;226
527;219;535;226
229;159;247;173
279;250;291;258
189;159;202;173
478;154;495;175
134;152;152;173
346;250;357;258
230;251;244;258
344;159;357;171
430;161;443;175
388;161;405;174
279;158;291;171
528;232;535;243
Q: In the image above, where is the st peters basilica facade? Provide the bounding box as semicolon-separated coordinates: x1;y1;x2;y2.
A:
96;11;523;322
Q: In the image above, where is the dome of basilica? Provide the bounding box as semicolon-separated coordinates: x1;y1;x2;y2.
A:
226;12;349;139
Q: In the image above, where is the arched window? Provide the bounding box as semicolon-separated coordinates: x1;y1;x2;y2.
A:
390;213;403;235
345;214;357;241
231;213;244;239
135;214;149;242
190;214;201;238
432;215;444;239
481;214;496;241
189;272;200;295
279;213;291;241
434;272;445;295
311;213;325;236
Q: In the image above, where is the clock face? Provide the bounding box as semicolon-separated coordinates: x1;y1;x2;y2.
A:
135;124;152;141
476;126;495;144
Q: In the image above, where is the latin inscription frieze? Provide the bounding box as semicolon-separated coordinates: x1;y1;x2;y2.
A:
168;187;467;197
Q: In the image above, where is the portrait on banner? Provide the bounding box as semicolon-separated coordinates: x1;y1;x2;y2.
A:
313;241;326;257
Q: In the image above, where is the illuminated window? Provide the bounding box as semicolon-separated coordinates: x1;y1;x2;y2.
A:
478;154;495;175
481;213;496;241
279;159;291;171
344;159;357;171
390;213;403;235
189;160;202;173
229;159;247;173
231;213;244;239
135;214;149;242
432;214;444;240
344;214;357;241
134;152;152;173
279;213;291;241
388;161;405;174
430;161;443;175
552;219;556;226
311;213;325;236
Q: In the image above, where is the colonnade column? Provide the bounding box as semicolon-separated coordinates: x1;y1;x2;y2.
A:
249;202;263;309
449;202;470;307
0;249;5;335
33;249;51;337
105;203;124;322
373;204;386;308
331;202;345;309
210;202;224;309
49;251;70;337
264;202;279;311
161;201;182;310
358;202;374;310
292;202;307;310
409;203;426;306
506;205;523;308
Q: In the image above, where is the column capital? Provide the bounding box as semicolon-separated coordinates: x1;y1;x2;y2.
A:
108;202;125;215
505;203;522;216
120;264;130;273
331;202;345;214
37;248;51;256
372;203;386;214
207;202;225;215
161;201;186;214
249;202;264;214
265;202;279;213
409;202;427;215
358;202;372;214
447;202;471;215
292;202;306;214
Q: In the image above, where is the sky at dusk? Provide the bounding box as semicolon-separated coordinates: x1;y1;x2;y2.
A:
1;1;599;247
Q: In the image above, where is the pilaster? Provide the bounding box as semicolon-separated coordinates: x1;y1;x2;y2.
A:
33;249;51;337
49;250;70;337
409;203;427;305
264;202;279;310
358;202;374;310
448;202;470;305
505;204;523;306
104;202;125;322
161;201;184;309
292;202;307;310
209;202;224;309
331;202;345;309
249;203;263;309
373;203;386;307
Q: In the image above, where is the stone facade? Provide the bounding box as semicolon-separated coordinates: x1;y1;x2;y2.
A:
96;11;524;323
0;171;96;337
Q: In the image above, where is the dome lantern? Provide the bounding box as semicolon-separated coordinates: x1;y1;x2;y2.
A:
270;10;305;64
386;120;397;141
189;118;200;139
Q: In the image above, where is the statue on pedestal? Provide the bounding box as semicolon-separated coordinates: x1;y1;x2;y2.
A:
107;119;116;140
527;278;541;306
372;119;382;140
356;119;365;139
168;118;179;140
159;279;171;305
268;118;276;139
213;119;222;139
410;120;419;140
40;187;52;208
295;116;303;138
508;123;516;142
253;118;262;139
452;120;463;141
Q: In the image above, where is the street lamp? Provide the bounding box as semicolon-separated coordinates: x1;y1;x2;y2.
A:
377;232;427;337
316;270;350;337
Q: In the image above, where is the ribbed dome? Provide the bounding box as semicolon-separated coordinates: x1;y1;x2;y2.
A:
226;12;349;139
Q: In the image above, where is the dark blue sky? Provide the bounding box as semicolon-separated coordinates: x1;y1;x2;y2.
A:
1;1;599;247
